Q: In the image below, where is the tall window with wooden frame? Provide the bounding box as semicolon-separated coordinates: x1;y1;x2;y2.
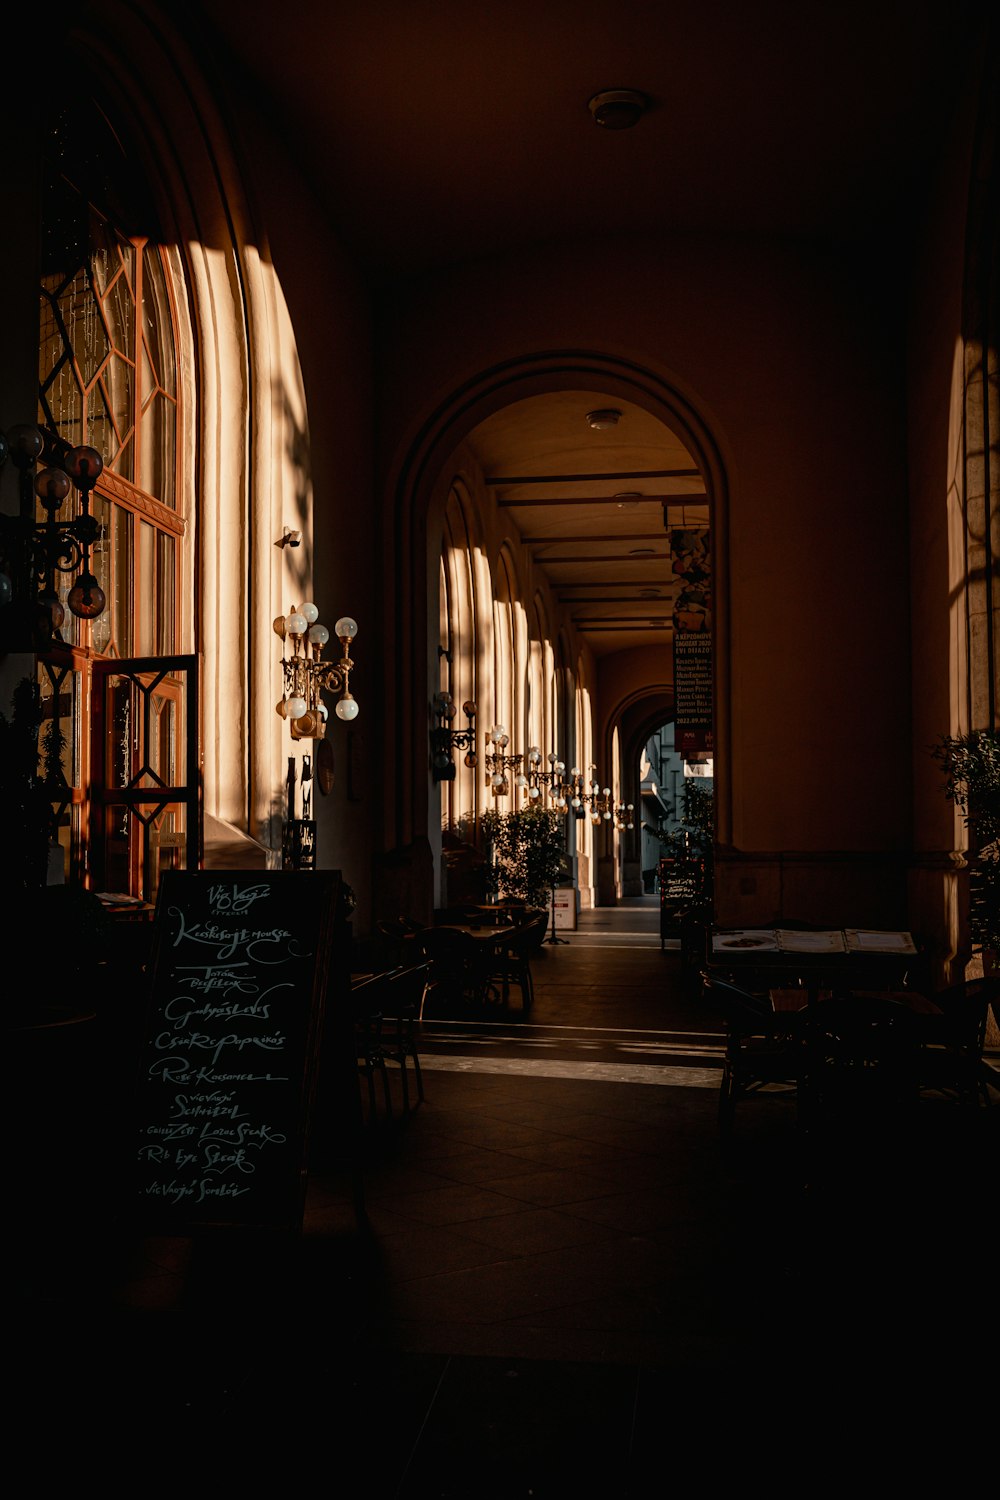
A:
36;94;196;902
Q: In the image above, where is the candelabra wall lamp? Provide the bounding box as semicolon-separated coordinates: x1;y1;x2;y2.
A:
0;423;107;650
525;748;569;810
273;605;359;740
431;692;477;781
484;724;527;800
614;800;636;831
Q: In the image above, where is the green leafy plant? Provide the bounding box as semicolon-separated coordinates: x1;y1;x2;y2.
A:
932;728;1000;952
657;778;714;899
480;805;566;909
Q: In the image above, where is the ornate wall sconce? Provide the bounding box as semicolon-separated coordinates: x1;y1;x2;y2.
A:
484;724;526;799
614;800;636;830
0;422;107;647
525;748;569;810
431;692;477;781
274;605;358;739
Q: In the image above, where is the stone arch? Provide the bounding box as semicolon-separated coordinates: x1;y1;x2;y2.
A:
385;350;731;890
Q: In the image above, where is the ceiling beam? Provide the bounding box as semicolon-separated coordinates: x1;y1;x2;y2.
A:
498;492;705;506
527;533;665;544
486;469;700;484
534;553;669;563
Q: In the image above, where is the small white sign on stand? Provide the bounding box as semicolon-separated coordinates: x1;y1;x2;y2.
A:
552;887;578;930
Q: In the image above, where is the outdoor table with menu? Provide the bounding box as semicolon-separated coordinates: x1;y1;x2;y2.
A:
707;927;921;993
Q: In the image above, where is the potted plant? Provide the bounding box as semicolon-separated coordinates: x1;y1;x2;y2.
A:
480;805;566;911
932;728;1000;972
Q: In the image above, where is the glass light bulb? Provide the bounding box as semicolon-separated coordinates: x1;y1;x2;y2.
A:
515;775;527;787
529;786;540;799
528;746;541;760
603;787;611;796
335;696;359;720
571;767;580;777
299;601;319;624
494;724;507;738
604;811;612;820
286;696;307;719
286;612;307;636
308;623;329;646
571;796;581;808
335;616;358;639
65;445;103;488
317;702;329;720
35;466;72;507
491;774;503;788
463;701;477;717
67;571;106;620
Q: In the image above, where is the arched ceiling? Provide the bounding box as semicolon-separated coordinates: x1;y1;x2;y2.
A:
464;391;706;658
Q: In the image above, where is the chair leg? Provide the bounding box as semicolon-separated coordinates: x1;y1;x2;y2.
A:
718;1064;736;1138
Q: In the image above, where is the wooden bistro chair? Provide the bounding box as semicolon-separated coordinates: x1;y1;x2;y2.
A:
915;976;999;1113
418;925;497;1015
352;961;430;1122
488;909;548;1012
798;992;923;1168
701;973;805;1141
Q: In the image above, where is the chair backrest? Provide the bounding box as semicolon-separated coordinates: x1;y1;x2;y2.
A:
383;961;432;1017
930;977;998;1052
806;992;920;1067
520;912;550;956
701;974;772;1021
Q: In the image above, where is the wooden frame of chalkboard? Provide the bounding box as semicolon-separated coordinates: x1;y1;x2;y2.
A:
128;870;344;1232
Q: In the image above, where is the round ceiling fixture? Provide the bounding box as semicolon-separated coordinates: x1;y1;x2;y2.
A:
588;89;648;130
614;491;642;508
629;546;655;556
586;408;622;430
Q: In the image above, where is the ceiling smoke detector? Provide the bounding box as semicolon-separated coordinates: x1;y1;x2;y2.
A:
588;89;648;131
586;408;622;430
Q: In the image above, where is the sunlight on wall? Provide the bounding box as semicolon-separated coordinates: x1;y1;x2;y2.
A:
947;333;971;747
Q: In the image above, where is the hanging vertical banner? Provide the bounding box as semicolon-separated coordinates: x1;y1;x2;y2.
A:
670;527;713;756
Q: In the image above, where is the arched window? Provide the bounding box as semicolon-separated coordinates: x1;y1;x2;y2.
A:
35;90;188;894
39;95;183;657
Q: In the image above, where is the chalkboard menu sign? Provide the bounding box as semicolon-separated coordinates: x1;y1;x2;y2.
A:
130;870;343;1232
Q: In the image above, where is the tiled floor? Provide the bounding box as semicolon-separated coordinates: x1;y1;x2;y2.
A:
12;899;997;1492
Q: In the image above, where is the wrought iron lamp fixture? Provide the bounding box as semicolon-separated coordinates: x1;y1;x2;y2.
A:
614;800;636;831
484;724;528;799
431;692;477;781
274;604;358;740
525;747;569;809
0;422;107;643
